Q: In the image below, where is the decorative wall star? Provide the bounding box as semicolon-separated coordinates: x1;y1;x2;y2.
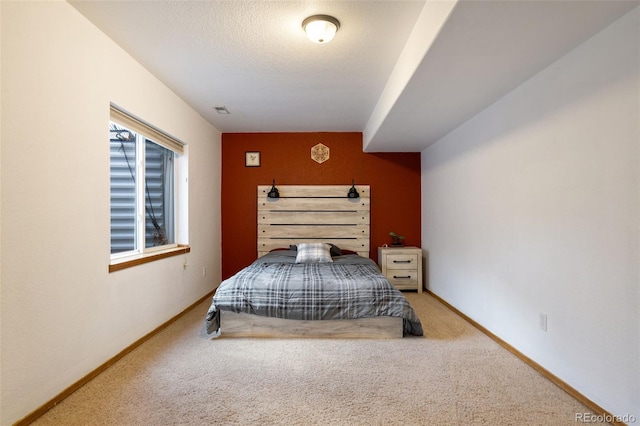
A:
311;143;329;164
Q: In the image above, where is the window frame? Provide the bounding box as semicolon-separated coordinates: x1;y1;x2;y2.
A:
109;104;189;272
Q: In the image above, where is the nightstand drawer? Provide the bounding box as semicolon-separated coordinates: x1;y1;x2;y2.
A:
386;254;418;270
387;270;418;289
378;246;422;293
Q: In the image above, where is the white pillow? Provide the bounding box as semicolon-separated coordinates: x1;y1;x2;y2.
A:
295;243;333;263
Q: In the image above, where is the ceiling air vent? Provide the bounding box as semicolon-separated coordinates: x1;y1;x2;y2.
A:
214;106;230;114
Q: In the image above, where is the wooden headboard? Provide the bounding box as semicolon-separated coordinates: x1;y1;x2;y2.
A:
257;185;370;258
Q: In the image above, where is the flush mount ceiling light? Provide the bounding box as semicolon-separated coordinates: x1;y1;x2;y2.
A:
302;15;340;44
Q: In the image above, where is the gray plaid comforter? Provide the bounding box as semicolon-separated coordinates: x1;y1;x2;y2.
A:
205;250;423;336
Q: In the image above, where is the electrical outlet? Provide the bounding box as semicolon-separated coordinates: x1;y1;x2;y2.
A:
202;267;207;277
539;313;548;332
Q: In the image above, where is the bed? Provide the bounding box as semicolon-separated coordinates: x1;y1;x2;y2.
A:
204;185;423;338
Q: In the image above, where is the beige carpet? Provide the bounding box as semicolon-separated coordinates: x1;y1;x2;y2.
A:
33;293;604;425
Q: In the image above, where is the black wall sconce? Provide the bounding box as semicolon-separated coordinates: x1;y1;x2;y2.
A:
267;179;280;199
347;179;360;199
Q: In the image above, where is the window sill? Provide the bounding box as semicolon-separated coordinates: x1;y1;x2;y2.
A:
109;245;191;273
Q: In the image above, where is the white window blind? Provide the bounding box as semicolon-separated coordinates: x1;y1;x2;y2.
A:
110;104;184;155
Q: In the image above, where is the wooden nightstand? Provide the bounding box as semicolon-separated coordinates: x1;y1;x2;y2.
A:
378;246;423;293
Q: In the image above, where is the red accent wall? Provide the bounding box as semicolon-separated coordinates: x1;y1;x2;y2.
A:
221;132;421;279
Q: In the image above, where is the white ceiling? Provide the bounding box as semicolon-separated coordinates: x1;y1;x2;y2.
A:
70;0;638;152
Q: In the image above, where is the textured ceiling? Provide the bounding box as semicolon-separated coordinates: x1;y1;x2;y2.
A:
70;1;425;133
70;0;638;152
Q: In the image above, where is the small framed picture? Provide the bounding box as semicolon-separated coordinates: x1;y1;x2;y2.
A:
245;151;260;167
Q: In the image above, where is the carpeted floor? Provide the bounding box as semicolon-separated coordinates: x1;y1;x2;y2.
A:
33;293;604;425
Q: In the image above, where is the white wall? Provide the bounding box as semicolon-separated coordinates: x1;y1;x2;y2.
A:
0;2;222;424
422;7;638;419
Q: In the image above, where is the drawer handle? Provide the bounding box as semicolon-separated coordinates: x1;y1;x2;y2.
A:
393;275;411;279
393;260;412;263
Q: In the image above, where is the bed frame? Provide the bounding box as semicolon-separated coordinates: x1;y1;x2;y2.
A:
220;312;402;338
217;184;403;339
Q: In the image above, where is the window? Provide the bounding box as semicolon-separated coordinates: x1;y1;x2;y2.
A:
109;105;188;270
